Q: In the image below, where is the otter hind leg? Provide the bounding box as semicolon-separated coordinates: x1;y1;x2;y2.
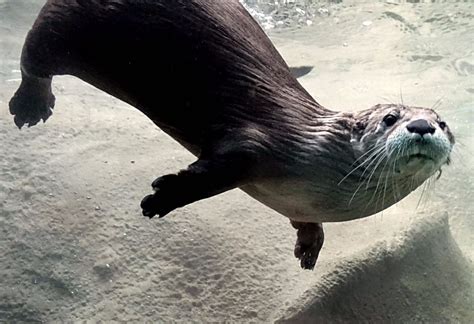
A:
9;72;55;129
141;152;254;218
291;221;325;270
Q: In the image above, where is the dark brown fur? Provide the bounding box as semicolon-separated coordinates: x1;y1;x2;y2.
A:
17;0;329;149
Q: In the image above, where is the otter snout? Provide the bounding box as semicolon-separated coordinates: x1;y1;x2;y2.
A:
406;119;436;136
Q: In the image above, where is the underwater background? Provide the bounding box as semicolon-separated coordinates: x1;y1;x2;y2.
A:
0;0;472;322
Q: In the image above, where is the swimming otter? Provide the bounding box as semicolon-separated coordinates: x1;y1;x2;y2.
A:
9;0;454;269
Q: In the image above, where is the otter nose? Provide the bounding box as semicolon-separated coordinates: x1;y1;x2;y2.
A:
406;119;435;136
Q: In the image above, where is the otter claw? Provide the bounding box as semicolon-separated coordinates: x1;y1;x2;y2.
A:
301;251;317;270
142;173;185;218
140;194;166;218
140;195;154;217
141;174;181;218
295;244;318;270
291;221;324;270
9;77;55;129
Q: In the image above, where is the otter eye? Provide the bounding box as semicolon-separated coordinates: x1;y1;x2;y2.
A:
383;114;398;127
439;121;447;130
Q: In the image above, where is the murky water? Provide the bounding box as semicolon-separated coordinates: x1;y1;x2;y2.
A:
0;0;472;322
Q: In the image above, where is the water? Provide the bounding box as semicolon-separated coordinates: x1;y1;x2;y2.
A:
0;0;472;322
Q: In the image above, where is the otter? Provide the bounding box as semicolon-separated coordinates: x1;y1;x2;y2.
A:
9;0;454;270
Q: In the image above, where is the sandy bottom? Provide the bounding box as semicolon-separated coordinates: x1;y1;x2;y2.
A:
0;1;472;322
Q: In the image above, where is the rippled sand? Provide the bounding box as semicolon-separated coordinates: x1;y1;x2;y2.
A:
0;0;472;322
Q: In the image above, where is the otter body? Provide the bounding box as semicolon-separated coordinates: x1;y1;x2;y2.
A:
9;0;454;269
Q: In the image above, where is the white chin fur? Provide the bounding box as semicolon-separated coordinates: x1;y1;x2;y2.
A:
397;156;437;177
386;122;452;177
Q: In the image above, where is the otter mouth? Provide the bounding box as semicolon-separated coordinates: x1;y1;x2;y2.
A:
394;149;439;176
407;152;434;161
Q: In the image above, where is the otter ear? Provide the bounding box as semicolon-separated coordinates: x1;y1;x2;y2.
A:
351;120;367;142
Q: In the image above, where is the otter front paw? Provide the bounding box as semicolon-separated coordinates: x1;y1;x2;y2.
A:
9;77;55;129
141;155;251;219
140;174;181;218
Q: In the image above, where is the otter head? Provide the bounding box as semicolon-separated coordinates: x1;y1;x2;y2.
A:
347;104;454;209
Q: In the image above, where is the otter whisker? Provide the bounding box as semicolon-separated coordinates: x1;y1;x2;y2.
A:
416;174;435;210
357;150;386;197
371;157;391;212
450;149;467;169
452;141;471;163
348;150;387;205
389;143;406;203
416;182;427;210
453;139;467;149
377;147;399;207
384;145;403;209
358;147;387;180
364;150;388;190
351;143;385;167
356;150;389;210
430;95;446;111
369;141;402;211
409;173;418;194
378;95;397;106
391;155;402;201
399;85;404;106
428;175;437;201
385;161;397;205
338;144;385;185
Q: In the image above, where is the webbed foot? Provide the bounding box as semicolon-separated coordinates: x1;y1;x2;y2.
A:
291;221;324;270
141;174;181;218
9;74;55;129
